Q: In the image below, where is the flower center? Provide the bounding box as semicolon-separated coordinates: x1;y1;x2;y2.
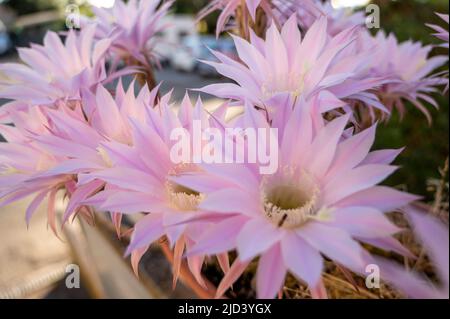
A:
261;69;309;100
261;167;320;229
166;182;203;211
166;164;204;212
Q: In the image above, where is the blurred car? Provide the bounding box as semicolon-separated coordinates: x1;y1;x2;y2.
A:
171;34;201;72
171;34;238;77
195;36;220;77
218;38;238;61
0;19;12;55
153;15;198;68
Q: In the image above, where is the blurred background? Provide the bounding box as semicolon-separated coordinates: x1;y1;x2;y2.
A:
0;0;448;299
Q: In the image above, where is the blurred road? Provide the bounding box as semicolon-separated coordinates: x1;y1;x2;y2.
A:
155;68;222;102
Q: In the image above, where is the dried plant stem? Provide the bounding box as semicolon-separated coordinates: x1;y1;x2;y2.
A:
236;1;267;40
431;157;449;217
236;2;248;40
252;7;268;38
322;273;379;299
413;156;449;271
126;54;158;91
136;63;157;90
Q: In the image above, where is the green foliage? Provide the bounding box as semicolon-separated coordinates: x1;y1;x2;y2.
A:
375;95;449;200
173;0;206;14
372;0;449;42
2;0;64;15
173;0;220;34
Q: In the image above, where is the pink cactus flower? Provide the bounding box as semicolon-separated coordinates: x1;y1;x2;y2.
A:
0;81;159;232
427;13;449;48
198;0;321;37
87;0;173;68
0;25;121;107
427;13;449;93
0;101;106;234
295;0;366;36
78;93;231;284
172;97;419;298
0;106;73;235
198;16;388;119
363;31;448;122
